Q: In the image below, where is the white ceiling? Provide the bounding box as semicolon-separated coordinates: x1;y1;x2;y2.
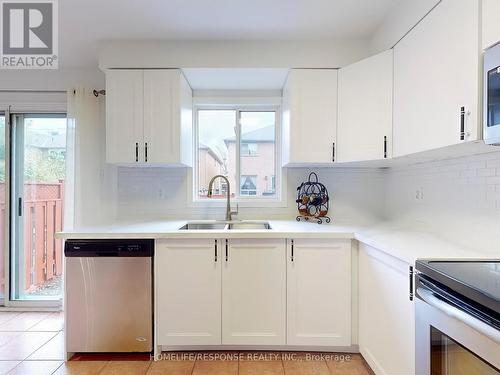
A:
59;0;402;67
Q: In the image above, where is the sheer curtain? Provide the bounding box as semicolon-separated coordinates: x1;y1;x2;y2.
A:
66;87;116;229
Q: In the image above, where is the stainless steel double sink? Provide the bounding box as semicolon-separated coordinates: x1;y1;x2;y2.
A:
178;221;272;231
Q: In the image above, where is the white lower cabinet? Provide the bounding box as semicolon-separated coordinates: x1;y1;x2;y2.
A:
155;239;221;346
222;239;286;345
358;242;414;375
287;239;352;346
156;237;353;349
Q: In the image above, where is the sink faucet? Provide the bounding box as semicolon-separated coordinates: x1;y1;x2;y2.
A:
207;175;238;221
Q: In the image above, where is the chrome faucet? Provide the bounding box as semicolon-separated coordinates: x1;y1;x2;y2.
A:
207;175;238;221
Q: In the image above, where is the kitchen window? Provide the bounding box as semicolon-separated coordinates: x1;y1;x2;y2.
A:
240;175;257;196
241;142;258;156
194;105;282;205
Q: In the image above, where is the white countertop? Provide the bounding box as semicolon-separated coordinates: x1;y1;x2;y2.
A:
56;219;494;265
56;220;358;240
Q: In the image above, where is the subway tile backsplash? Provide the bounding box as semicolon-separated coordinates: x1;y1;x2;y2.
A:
385;149;500;254
116;167;386;223
114;149;500;255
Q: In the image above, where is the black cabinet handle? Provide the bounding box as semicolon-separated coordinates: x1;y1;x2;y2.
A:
383;136;387;159
460;106;466;141
225;239;229;262
409;266;414;301
18;197;22;217
214;239;218;263
145;142;148;162
135;143;139;162
291;239;294;262
332;142;335;162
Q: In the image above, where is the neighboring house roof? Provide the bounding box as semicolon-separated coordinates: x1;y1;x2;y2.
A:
25;132;66;149
199;142;224;165
224;125;274;144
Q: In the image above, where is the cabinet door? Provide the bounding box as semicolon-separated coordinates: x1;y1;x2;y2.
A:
222;239;286;345
144;70;177;164
483;0;500;50
393;0;480;157
105;70;144;164
358;243;414;375
338;50;393;162
287;239;351;346
156;239;221;346
284;69;338;164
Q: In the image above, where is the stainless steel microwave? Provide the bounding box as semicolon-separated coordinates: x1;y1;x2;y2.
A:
484;43;500;145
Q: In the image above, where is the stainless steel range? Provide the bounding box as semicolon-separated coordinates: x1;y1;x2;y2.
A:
415;260;500;375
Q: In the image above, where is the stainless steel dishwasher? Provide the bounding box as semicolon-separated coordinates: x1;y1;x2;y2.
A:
65;239;154;353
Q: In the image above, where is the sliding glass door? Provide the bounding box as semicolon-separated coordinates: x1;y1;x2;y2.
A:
11;114;66;303
0;114;5;303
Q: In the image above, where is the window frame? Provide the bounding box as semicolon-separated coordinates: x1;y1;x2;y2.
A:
191;101;286;208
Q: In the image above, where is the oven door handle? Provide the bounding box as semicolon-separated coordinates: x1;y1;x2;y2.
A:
417;287;500;344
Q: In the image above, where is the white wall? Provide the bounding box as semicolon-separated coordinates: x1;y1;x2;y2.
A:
0;68;104;91
115;167;386;224
99;40;371;70
384;150;500;255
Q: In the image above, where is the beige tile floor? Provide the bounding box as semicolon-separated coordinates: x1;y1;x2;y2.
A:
0;312;374;375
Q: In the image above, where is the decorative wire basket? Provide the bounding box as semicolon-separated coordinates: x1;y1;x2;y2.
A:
295;172;331;224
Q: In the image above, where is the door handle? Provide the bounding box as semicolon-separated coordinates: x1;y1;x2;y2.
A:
18;197;22;216
383;136;387;159
332;142;335;162
135;142;139;162
145;142;148;162
291;239;294;262
225;239;228;262
214;239;218;263
417;288;500;344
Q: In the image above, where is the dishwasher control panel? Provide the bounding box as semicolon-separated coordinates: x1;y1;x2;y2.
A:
64;239;154;257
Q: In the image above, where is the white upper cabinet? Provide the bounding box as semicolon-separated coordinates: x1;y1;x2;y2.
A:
393;0;480;157
105;70;144;164
337;50;393;163
483;0;500;50
106;69;193;166
287;239;351;347
282;69;338;165
222;239;286;345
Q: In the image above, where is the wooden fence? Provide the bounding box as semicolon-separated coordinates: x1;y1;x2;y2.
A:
0;181;64;294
